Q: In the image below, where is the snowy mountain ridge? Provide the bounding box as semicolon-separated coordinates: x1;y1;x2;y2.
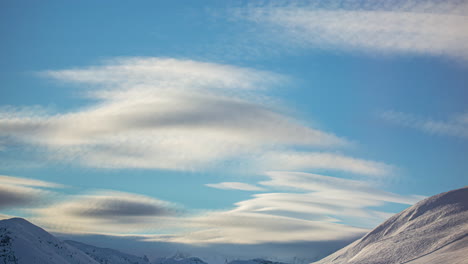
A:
66;239;150;264
152;253;208;264
0;217;99;264
228;258;288;264
312;186;468;264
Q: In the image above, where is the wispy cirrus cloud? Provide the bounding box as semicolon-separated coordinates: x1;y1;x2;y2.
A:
0;175;65;189
161;211;367;244
381;110;468;139
145;172;423;245
222;171;422;227
232;0;468;60
257;151;393;177
43;57;283;93
260;171;424;206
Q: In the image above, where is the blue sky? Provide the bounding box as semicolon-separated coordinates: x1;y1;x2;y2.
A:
1;0;467;261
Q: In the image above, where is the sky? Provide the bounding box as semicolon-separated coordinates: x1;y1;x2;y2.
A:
0;0;467;262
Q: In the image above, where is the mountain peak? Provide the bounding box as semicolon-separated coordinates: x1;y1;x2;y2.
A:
0;217;99;264
1;217;34;226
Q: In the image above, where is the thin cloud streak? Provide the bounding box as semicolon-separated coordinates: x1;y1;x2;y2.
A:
381;110;468;139
155;212;367;244
258;151;393;177
260;171;424;205
234;0;468;60
0;175;63;209
0;175;65;188
205;182;265;191
43;57;285;93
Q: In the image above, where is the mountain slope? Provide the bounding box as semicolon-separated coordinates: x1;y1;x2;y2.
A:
153;253;208;264
228;258;288;264
313;186;468;264
66;239;150;264
0;218;99;264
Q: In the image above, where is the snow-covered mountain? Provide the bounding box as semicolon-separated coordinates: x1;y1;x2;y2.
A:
152;252;208;264
313;186;468;264
2;186;467;264
0;217;210;264
0;217;99;264
66;239;150;264
228;258;288;264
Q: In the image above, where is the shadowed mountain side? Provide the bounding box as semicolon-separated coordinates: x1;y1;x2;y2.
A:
66;239;150;264
0;218;99;264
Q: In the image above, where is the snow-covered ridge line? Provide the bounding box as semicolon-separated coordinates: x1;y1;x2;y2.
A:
65;239;150;264
312;186;468;264
0;217;99;264
0;217;216;264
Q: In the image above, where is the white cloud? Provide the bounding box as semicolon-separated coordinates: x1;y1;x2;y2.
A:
260;171;424;205
146;171;423;245
258;151;393;176
381;110;468;139
0;184;49;209
43;57;284;93
152;212;367;244
0;57;354;171
235;0;468;59
218;172;423;229
27;171;424;244
0;175;63;209
205;182;265;191
0;175;65;189
1;57;414;245
33;190;182;234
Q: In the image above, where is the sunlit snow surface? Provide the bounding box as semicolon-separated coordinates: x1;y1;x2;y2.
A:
313;187;468;264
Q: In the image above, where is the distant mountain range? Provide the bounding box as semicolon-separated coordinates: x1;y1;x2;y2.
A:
1;187;467;264
0;217;279;264
65;239;150;264
153;252;208;264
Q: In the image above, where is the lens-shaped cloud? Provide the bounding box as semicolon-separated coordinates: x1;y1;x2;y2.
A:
33;191;182;234
0;175;64;209
0;57;359;172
